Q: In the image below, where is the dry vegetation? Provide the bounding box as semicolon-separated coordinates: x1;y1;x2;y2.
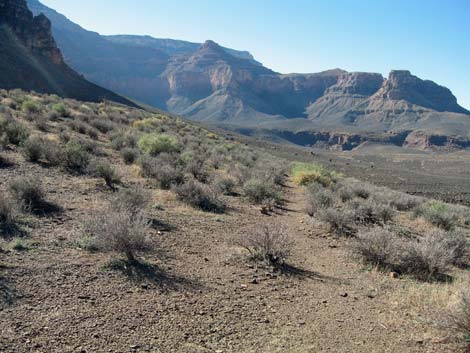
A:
1;89;470;352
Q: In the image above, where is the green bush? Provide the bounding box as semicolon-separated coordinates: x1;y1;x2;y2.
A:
64;141;90;172
52;103;69;117
21;100;40;114
5;122;29;145
291;162;340;187
138;133;181;156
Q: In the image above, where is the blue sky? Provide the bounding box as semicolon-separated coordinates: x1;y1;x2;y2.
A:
41;0;470;109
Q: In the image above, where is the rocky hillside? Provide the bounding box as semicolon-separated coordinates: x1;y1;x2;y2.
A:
0;0;132;105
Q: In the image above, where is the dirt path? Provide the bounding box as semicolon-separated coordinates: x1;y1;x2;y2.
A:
1;180;453;353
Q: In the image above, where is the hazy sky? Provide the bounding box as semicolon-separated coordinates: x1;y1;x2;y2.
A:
41;0;470;109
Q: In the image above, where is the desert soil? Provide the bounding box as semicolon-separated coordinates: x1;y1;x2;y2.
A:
0;159;458;353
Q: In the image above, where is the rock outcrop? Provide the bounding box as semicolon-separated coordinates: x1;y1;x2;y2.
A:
0;0;133;105
372;70;468;114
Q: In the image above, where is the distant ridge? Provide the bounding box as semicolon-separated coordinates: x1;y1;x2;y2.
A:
26;0;470;150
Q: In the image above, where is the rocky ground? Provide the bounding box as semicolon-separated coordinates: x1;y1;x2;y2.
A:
0;161;459;352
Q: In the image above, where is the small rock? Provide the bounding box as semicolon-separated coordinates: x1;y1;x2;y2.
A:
389;272;399;279
339;292;348;298
298;320;306;325
251;278;259;284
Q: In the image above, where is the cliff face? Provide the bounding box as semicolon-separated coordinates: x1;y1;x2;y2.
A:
370;70;469;114
0;0;133;105
0;0;62;64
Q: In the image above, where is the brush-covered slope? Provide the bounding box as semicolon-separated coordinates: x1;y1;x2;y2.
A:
0;0;132;105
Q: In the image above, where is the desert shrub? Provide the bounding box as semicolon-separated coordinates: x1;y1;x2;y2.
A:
348;199;394;225
34;116;49;132
319;208;355;236
443;231;468;267
235;226;293;266
22;135;44;162
21;100;40;114
208;151;225;169
354;228;462;280
291;162;339;187
443;285;470;346
110;131;139;150
184;158;209;183
386;192;423;211
113;187;150;216
89;118;115;133
5;122;29;145
9;237;27;251
85;127;99;139
64;140;90;172
88;159;120;189
214;177;236;196
139;154;184;189
139;155;159;178
52;103;68;117
231;165;251;186
350;183;373;199
68;120;90;135
9;177;46;212
305;183;334;217
47;110;60;121
83;207;152;263
42;140;63;166
138;133;181;156
399;231;456;280
0;193;19;234
254;160;287;186
353;228;398;269
121;148;139;165
175;179;225;213
415;201;458;231
242;179;282;205
155;164;184;190
337;185;354;202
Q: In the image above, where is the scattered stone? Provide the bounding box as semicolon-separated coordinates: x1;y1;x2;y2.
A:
339;292;348;298
389;272;399;279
